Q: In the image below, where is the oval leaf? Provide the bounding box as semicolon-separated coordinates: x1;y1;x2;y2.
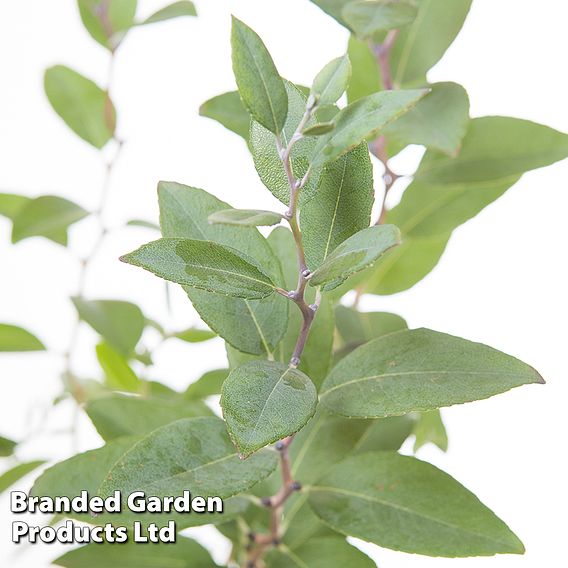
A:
72;298;144;355
120;238;276;300
98;417;278;500
221;361;317;457
11;195;88;246
78;0;137;50
0;461;45;494
208;209;283;227
95;342;140;392
311;55;351;105
310;224;401;288
44;65;116;148
199;90;250;140
0;323;45;352
311;89;427;167
320;328;544;418
140;1;197;25
308;452;524;556
302;121;335;136
231;17;288;134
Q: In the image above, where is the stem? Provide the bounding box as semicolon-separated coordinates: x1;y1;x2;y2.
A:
245;105;319;566
62;51;123;403
353;30;401;307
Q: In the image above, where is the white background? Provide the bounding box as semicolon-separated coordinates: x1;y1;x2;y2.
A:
1;1;567;566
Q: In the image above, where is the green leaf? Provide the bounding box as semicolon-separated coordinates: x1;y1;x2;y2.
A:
360;232;450;295
311;89;428;167
98;417;278;500
199;90;250;140
44;65;116;148
185;368;229;400
72;298;144;355
268;536;375;567
140;1;196;25
221;361;318;457
251;81;320;205
384;82;470;157
416;116;568;184
0;461;45;494
54;537;215;568
121;238;276;300
301;142;373;271
231;17;288;134
85;393;211;440
0;435;17;457
0;323;45;352
11;195;88;246
302;122;335;136
311;55;351;105
126;218;160;230
343;0;418;41
308;451;524;556
77;0;137;50
0;193;30;221
95;342;140;392
310;225;401;288
334;306;407;356
159;182;288;355
413;409;448;452
173;327;216;343
390;0;473;87
32;435;248;528
321;328;544;418
208;208;283;227
309;0;352;27
347;35;382;102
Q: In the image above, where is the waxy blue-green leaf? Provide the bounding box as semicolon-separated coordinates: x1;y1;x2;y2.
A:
78;0;137;50
0;435;17;457
413;409;448;452
85;394;211;440
231;17;287;134
208;208;283;227
95;342;140;392
390;0;473;87
308;452;524;556
185;368;229;400
416;116;568;184
199;90;250;140
384;82;470;157
310;224;401;288
301;142;373;271
251;82;320;205
121;238;276;300
140;1;196;25
158;182;288;356
321;328;544;418
311;55;351;105
0;193;30;221
44;65;116;148
221;361;317;457
54;537;215;568
302;122;335;136
11;195;88;246
72;298;144;355
343;0;418;41
0;324;45;352
0;461;45;494
268;536;375;568
311;89;427;167
98;417;278;500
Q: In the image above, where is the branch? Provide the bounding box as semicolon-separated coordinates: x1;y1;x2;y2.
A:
245;101;320;567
